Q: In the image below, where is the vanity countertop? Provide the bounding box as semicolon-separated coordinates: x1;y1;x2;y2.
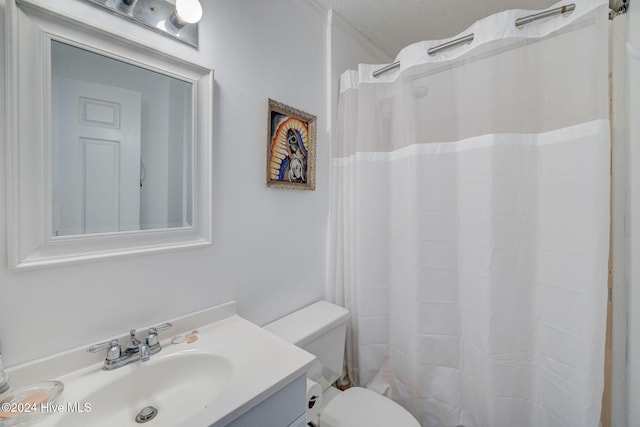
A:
2;302;315;427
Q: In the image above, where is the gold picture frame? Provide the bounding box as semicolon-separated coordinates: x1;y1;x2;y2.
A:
266;99;317;190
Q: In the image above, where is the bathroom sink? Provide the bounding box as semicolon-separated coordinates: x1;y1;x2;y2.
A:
6;302;315;427
56;352;232;427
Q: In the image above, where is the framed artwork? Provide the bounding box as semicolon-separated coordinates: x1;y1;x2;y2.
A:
267;99;316;190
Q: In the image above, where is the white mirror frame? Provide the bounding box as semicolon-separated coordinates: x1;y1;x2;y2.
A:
6;0;213;270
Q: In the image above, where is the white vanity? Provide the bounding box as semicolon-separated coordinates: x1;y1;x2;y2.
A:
4;302;314;426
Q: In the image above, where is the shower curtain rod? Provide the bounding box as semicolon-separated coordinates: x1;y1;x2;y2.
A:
372;3;576;78
372;33;475;77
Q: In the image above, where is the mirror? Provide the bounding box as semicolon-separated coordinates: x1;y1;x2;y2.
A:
6;0;213;270
51;41;193;236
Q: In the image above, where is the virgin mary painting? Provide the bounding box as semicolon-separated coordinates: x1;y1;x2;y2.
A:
267;99;316;190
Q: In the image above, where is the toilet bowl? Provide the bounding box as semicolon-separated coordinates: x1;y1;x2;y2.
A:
264;301;420;427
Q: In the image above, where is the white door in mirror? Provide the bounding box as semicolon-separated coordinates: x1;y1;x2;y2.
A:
53;78;142;236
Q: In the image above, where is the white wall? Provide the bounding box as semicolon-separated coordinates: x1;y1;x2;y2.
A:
0;0;333;366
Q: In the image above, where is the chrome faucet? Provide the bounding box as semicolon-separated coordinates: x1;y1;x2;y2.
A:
125;329;150;362
88;323;172;370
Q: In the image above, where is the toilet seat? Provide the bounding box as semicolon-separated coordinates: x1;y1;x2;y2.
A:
319;387;420;427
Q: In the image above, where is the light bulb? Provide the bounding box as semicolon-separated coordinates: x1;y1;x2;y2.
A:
175;0;202;25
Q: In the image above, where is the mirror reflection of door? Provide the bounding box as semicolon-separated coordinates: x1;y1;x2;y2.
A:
51;40;193;237
52;78;142;236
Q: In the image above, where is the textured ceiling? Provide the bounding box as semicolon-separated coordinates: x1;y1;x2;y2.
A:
318;0;560;58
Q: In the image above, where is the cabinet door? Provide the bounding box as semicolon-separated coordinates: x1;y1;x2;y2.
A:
288;414;307;427
225;375;306;427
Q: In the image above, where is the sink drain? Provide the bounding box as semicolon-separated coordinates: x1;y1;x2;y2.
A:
135;406;158;423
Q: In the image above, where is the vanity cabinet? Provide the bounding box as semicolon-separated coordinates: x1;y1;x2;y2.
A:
224;374;307;427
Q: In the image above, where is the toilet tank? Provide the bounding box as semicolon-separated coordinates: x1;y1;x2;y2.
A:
264;301;349;388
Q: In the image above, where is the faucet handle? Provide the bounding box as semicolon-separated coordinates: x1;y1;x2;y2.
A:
146;322;173;347
152;322;173;333
88;339;121;361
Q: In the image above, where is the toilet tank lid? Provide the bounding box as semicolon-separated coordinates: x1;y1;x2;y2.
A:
263;301;349;347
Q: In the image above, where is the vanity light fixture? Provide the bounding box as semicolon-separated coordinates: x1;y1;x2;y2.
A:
170;0;203;29
85;0;201;48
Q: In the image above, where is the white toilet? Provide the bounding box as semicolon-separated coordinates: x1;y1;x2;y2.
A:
264;301;420;427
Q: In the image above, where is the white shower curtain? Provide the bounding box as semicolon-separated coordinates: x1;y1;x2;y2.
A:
329;1;610;426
